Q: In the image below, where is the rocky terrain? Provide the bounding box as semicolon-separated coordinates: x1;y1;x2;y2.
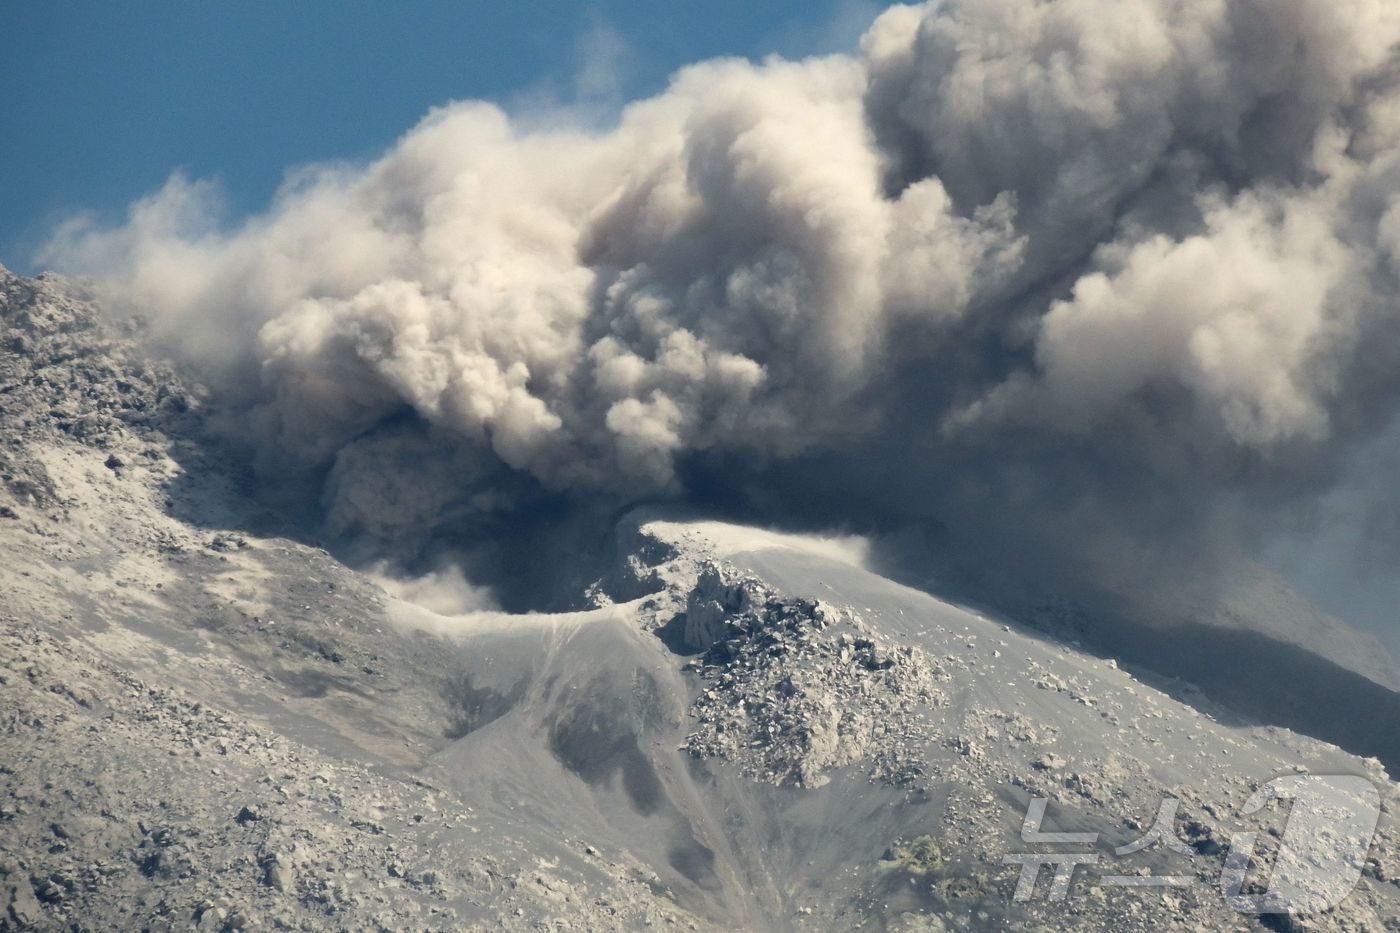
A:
676;565;941;790
2;264;1399;930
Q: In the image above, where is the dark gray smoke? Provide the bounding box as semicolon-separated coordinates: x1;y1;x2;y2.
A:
40;0;1400;633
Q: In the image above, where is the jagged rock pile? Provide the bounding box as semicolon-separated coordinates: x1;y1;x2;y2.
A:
0;267;203;527
0;268;198;446
680;564;941;789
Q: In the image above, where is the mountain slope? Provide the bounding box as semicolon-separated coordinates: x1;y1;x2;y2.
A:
1;267;1398;930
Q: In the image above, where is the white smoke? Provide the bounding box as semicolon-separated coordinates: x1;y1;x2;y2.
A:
39;0;1400;623
368;561;500;616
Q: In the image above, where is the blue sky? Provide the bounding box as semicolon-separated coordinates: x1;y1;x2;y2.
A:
0;1;888;273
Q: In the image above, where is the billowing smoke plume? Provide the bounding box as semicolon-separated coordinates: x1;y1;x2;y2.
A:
43;0;1400;624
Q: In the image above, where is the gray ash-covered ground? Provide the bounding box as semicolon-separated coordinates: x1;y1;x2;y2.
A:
0;617;696;932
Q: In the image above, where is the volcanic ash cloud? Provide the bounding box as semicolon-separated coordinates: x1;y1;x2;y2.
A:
42;0;1400;609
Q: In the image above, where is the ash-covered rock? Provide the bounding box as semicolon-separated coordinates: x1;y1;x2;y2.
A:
0;267;207;531
681;563;759;652
680;563;941;789
0;268;200;447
